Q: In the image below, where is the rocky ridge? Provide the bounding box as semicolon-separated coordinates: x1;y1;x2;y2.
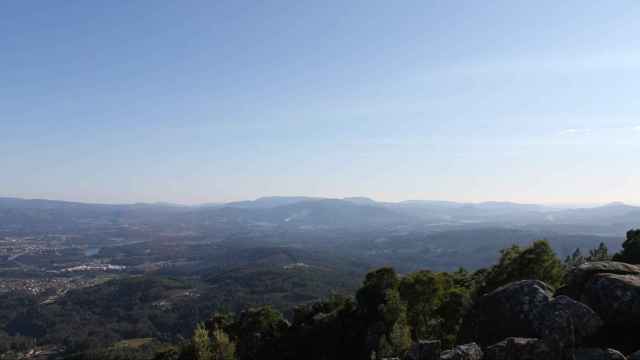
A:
398;261;640;360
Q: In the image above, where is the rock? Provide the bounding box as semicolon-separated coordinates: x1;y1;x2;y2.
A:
574;348;626;360
459;280;554;346
560;262;640;353
628;351;640;360
484;338;552;360
581;273;640;326
460;280;604;359
533;295;603;357
405;340;441;360
561;262;640;300
541;296;602;344
440;343;483;360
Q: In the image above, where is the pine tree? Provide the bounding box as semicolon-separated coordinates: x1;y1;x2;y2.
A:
587;242;609;262
613;230;640;264
210;329;235;360
193;323;213;360
565;248;585;268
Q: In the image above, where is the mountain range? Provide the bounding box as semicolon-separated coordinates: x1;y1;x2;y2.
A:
1;196;639;235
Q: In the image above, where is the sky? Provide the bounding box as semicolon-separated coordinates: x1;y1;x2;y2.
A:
2;1;640;205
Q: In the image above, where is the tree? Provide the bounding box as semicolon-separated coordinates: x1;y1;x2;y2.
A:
375;290;412;358
205;312;234;336
398;271;444;340
357;268;399;320
587;242;610;262
613;230;640;264
565;248;585;268
435;287;470;348
153;347;180;360
231;306;288;360
193;323;213;360
210;329;235;360
479;240;565;294
356;267;410;358
286;295;364;360
398;270;471;348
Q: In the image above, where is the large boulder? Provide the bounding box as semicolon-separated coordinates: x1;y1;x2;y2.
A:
533;295;603;354
459;280;553;346
574;348;626;360
581;274;640;326
560;262;640;353
560;261;640;300
484;338;551;360
405;340;441;360
461;279;604;359
440;343;483;360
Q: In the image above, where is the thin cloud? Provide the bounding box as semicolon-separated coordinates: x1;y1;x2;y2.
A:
559;128;591;135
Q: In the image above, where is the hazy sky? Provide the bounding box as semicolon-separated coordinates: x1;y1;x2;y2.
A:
2;1;640;205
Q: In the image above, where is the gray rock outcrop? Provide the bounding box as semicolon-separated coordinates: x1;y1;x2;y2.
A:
484;338;551;360
459;280;553;346
459;280;601;352
440;343;483;360
560;261;640;353
574;348;626;360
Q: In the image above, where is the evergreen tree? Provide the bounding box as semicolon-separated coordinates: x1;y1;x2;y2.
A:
398;270;444;340
479;240;565;294
192;323;213;360
613;230;640;264
231;306;288;360
210;329;235;360
587;242;610;262
435;287;470;348
398;270;471;348
565;248;585;268
356;267;410;358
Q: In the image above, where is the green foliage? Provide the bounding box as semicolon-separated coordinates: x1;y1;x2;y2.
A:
376;308;412;358
0;330;35;354
398;270;471;348
229;306;288;360
0;276;207;353
193;323;213;360
587;242;610;261
287;295;364;359
152;347;180;360
399;270;444;340
8;234;623;360
437;286;471;347
613;229;640;264
205;312;234;334
564;248;586;268
566;242;611;269
356;267;400;321
180;322;236;360
63;340;178;360
478;240;565;294
210;329;235;360
356;267;411;357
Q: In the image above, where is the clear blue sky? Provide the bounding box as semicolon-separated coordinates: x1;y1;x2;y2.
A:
2;1;640;205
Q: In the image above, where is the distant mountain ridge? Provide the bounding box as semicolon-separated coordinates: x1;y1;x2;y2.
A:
225;196;322;209
1;196;639;234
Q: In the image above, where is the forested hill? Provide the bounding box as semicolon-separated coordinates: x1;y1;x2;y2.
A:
4;230;640;360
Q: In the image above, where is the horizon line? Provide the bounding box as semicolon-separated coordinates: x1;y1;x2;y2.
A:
0;194;634;209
